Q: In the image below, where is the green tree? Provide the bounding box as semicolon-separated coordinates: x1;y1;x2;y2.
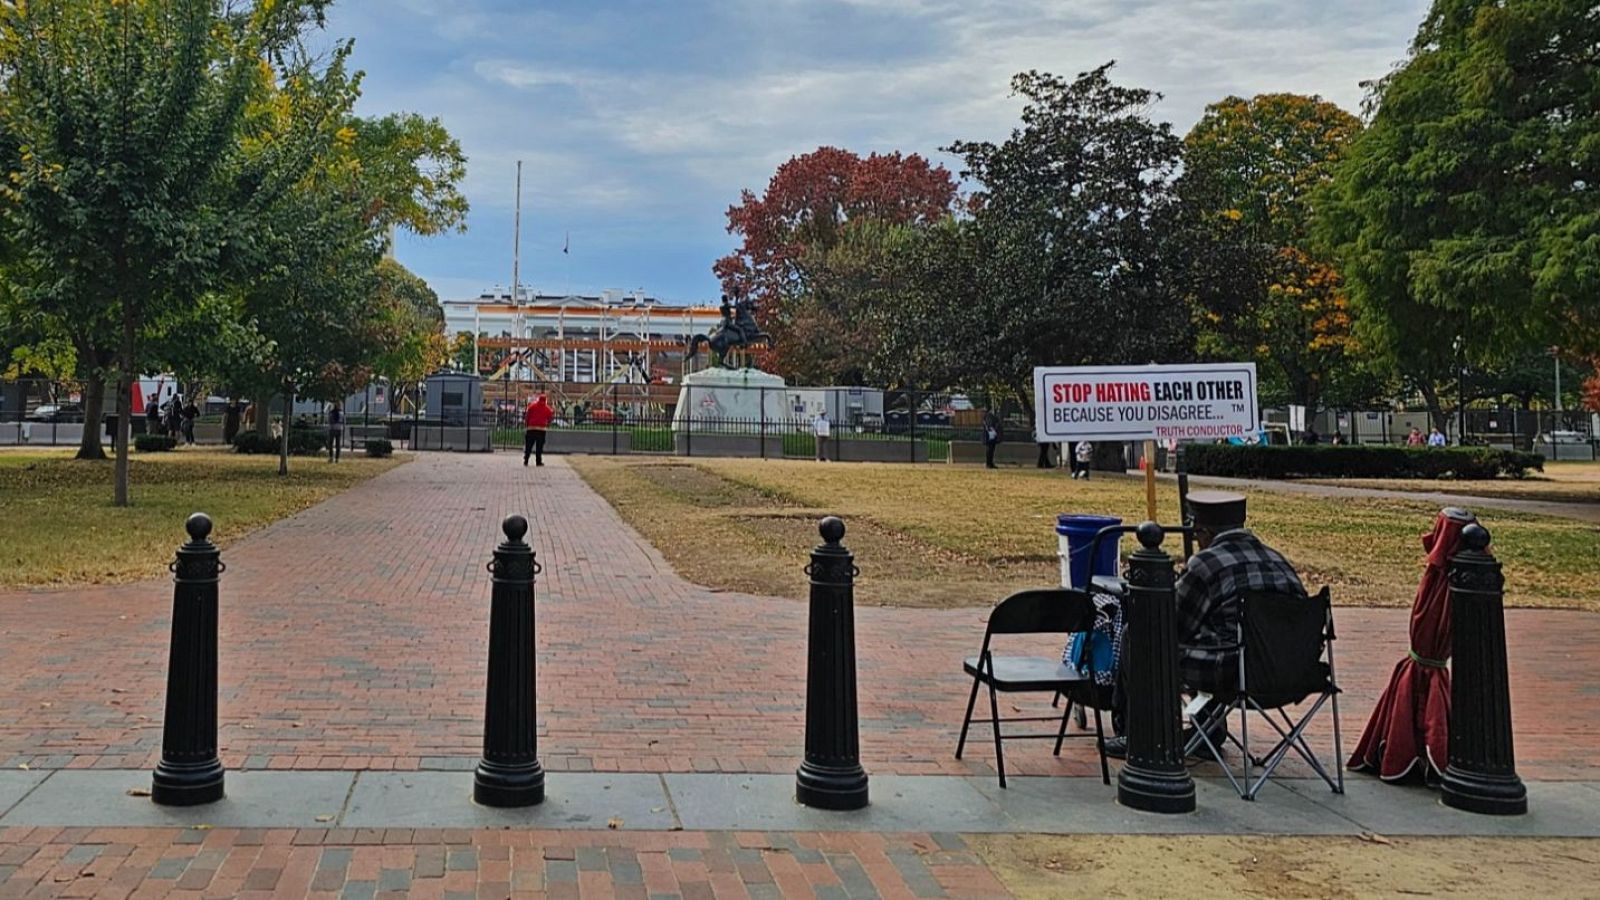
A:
0;0;331;502
1320;0;1600;429
1179;94;1363;413
942;64;1192;413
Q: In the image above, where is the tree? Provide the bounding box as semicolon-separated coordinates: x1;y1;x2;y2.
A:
0;0;333;502
940;64;1192;413
1320;0;1600;429
714;147;957;380
1178;94;1363;413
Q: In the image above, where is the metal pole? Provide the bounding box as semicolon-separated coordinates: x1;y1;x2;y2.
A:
1175;447;1193;560
1440;523;1527;815
1116;522;1196;813
474;514;546;807
796;516;870;810
612;381;619;455
152;513;226;806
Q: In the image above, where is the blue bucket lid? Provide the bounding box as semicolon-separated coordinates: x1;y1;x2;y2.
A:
1056;514;1123;535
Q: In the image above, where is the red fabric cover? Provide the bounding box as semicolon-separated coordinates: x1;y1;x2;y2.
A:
1348;510;1474;781
524;396;554;429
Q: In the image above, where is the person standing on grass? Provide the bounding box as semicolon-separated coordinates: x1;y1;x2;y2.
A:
524;393;554;466
327;402;344;462
981;409;1003;468
1406;427;1424;446
1428;426;1446;447
813;410;831;461
181;398;198;445
1074;440;1094;479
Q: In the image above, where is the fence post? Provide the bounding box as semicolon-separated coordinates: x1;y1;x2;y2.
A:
612;382;620;455
1440;523;1527;815
474;514;546;807
796;516;869;810
152;513;226;806
760;386;768;459
909;391;916;464
1116;522;1196;814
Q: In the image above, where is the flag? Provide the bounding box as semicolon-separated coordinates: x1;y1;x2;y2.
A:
563;232;569;255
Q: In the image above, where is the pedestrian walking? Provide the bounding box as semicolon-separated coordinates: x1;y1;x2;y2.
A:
1073;440;1094;479
812;411;831;462
145;397;161;436
164;397;183;438
1427;427;1447;447
327;402;344;462
523;393;554;466
181;398;198;445
981;409;1002;469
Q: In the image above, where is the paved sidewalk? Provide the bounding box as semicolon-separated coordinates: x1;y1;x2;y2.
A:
3;771;1596;838
0;826;1008;899
1;453;1597;780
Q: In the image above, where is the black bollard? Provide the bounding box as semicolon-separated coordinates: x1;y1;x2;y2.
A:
152;513;226;806
796;516;869;810
1440;524;1527;815
474;514;546;807
1116;522;1196;814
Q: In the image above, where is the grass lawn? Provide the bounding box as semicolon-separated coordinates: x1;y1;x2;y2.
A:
0;448;403;588
1305;459;1600;505
570;456;1600;611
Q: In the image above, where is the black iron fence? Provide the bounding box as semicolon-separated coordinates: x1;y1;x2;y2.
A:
4;376;1596;462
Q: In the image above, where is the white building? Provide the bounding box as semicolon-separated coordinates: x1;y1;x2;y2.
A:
442;288;723;384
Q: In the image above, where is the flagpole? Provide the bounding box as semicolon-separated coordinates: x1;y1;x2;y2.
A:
511;160;523;380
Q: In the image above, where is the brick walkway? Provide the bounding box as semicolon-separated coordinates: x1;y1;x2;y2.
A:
1;453;1596;780
0;826;1005;899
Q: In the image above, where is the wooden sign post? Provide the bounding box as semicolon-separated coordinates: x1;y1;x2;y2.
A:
1143;439;1157;521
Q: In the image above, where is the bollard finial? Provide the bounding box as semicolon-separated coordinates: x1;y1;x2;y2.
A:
502;515;529;543
185;513;213;543
1135;521;1164;550
819;516;845;545
1460;522;1491;552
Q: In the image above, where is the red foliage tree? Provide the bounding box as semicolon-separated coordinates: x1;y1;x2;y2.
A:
714;147;957;376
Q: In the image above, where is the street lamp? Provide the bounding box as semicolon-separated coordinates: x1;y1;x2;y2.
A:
1453;335;1467;446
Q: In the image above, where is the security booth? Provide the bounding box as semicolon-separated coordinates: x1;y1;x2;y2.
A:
417;369;490;451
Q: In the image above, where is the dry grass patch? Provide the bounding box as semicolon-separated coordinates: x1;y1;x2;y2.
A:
972;833;1600;899
569;456;1055;607
0;448;403;588
590;457;1597;611
1305;460;1600;505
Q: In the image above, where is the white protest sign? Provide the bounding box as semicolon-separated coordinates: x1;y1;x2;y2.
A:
1033;363;1259;443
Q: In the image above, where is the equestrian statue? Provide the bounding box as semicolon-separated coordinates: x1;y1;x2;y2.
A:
688;292;770;368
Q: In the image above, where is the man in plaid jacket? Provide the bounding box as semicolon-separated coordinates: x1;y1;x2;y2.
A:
1177;490;1307;696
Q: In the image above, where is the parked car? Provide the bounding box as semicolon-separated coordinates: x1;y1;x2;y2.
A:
25;403;83;422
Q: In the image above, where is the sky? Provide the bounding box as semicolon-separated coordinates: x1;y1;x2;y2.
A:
323;0;1433;306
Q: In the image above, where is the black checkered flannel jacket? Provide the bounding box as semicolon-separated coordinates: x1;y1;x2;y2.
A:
1174;529;1307;690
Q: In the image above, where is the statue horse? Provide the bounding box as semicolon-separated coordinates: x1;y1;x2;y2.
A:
688;293;770;368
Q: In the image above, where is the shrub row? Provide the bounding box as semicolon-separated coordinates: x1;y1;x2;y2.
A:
231;428;327;456
1183;444;1544;480
133;434;176;452
364;439;393;458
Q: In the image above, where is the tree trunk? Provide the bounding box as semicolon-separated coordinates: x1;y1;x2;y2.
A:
1419;382;1448;434
75;374;107;460
113;314;135;507
223;397;241;444
278;387;291;477
254;390;273;438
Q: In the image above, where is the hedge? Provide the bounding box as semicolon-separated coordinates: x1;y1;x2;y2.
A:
1182;444;1544;480
133;434;176;452
232;428;328;456
364;438;393;458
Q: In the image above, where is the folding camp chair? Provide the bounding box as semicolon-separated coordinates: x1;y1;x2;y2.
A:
1185;587;1344;800
955;588;1112;789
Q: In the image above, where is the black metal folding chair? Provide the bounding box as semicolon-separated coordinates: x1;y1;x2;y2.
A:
955;588;1111;788
1185;587;1344;800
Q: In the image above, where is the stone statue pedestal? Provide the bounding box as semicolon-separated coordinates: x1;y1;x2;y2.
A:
671;368;789;433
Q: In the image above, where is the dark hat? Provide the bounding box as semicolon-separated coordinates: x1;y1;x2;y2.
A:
1188;490;1247;530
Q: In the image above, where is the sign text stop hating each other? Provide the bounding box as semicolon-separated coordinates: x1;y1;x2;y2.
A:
1032;363;1260;443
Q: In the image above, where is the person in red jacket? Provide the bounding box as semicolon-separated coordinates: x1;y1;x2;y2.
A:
523;393;554;466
